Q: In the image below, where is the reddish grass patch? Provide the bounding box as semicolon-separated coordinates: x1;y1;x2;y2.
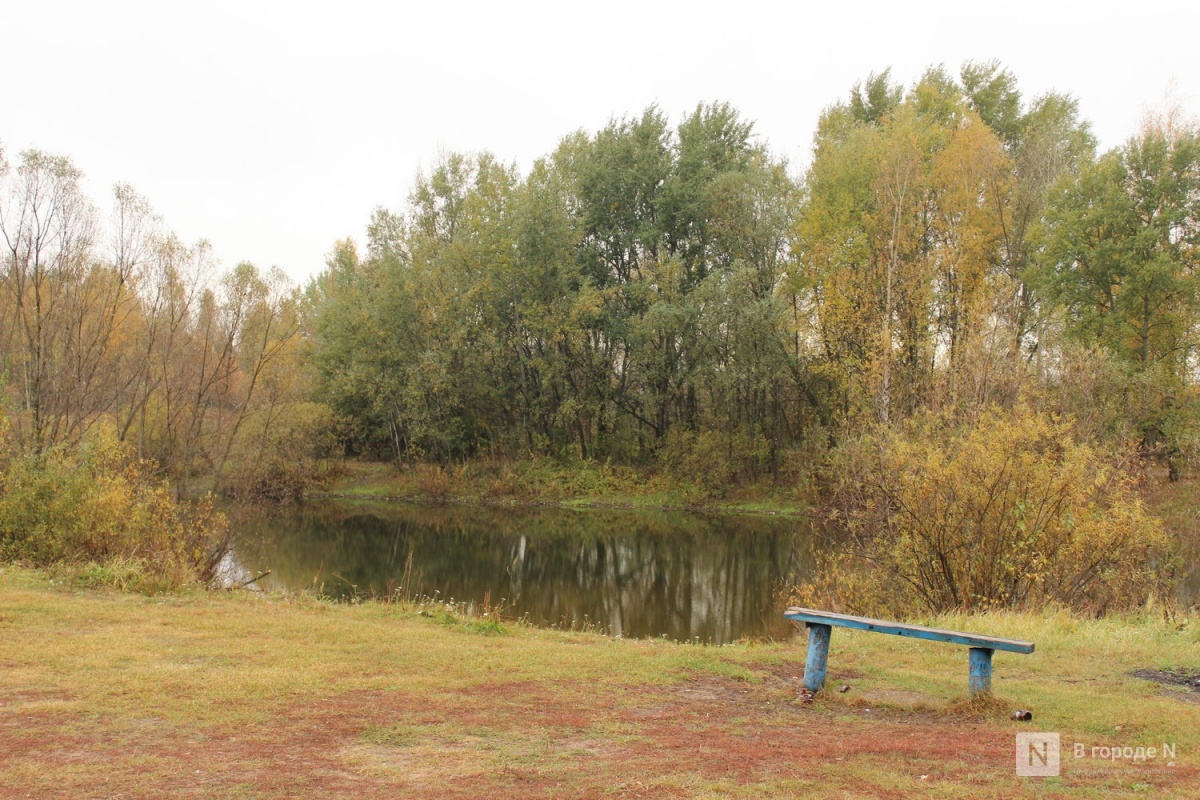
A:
1;676;1195;798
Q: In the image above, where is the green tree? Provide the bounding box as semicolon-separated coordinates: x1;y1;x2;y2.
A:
960;61;1096;355
1040;124;1200;476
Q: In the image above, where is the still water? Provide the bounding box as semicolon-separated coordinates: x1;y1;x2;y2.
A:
230;502;817;644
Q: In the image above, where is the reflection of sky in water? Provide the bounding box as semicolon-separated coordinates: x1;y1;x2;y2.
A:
230;502;819;644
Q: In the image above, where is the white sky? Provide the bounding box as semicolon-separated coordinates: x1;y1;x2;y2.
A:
3;0;1198;285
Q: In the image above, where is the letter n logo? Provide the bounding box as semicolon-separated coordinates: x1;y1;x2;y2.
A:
1015;733;1060;776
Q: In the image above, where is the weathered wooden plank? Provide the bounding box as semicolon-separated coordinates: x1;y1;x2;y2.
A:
783;607;1034;654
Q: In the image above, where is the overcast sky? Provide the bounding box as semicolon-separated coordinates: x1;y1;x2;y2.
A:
3;0;1198;284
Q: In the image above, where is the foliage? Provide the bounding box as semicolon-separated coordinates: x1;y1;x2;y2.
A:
300;62;1155;489
796;65;1094;427
799;406;1175;615
659;427;773;499
0;151;315;498
1037;122;1200;477
222;401;338;502
6;62;1200;515
0;423;229;588
308;104;804;468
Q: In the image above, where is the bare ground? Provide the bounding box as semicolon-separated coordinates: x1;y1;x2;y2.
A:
3;668;1193;799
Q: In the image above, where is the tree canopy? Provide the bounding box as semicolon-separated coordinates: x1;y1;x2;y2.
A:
4;62;1198;490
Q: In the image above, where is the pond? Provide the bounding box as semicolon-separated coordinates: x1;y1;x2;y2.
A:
228;501;818;645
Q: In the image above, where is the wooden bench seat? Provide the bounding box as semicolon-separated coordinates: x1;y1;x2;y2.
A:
784;607;1034;696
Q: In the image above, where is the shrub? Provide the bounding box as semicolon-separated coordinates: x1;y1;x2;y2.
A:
224;402;338;502
796;406;1176;615
412;462;452;503
0;424;229;589
659;427;773;499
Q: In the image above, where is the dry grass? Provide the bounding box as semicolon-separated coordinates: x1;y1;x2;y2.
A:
1142;471;1200;609
2;567;1199;798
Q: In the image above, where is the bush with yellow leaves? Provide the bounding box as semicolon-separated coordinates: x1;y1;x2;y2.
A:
0;423;229;590
796;406;1177;616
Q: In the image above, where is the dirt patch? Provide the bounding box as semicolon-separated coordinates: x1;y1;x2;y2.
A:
1133;668;1200;690
755;661;863;685
845;687;930;708
2;674;1196;798
1133;669;1200;704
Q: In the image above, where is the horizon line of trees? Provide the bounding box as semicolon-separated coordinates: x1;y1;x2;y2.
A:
3;60;1197;494
310;61;1200;483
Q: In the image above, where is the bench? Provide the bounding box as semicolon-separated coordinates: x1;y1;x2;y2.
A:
784;607;1034;696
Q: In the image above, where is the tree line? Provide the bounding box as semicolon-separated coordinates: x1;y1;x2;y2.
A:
3;60;1197;495
0;149;319;498
311;62;1200;483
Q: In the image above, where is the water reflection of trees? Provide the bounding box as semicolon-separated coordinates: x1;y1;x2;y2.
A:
232;503;817;643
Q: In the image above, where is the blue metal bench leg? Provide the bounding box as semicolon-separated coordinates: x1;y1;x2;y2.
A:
803;622;832;693
968;647;993;695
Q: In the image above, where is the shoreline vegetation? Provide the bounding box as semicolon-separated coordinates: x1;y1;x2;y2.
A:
309;452;1195;522
304;459;815;516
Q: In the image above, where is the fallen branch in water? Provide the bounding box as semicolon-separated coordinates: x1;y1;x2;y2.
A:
236;570;271;589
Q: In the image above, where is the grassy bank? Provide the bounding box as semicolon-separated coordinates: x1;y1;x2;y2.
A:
2;567;1198;798
311;459;1200;522
310;459;812;515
